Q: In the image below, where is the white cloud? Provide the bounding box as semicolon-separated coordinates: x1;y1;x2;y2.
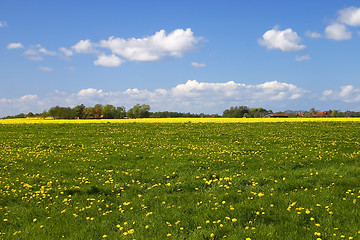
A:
258;26;306;52
0;94;43;116
38;47;56;56
8;28;201;67
73;80;308;112
191;62;206;67
311;6;360;42
7;42;24;49
72;39;97;54
338;6;360;26
322;85;360;102
24;44;57;61
94;54;124;67
59;47;73;56
0;80;311;117
38;66;53;72
295;55;311;62
98;28;200;62
325;23;352;40
305;31;322;38
0;21;7;27
78;88;104;97
20;94;38;101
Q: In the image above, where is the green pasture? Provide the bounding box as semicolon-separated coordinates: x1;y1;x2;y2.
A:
1;122;360;239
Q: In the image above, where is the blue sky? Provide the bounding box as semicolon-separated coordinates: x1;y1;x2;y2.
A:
1;0;360;117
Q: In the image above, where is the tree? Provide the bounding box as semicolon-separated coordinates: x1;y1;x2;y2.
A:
127;104;150;118
222;106;249;118
102;104;117;119
115;106;126;119
93;104;103;118
73;104;85;119
248;108;268;118
48;106;74;119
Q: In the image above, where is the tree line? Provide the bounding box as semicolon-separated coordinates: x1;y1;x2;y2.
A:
3;104;360;119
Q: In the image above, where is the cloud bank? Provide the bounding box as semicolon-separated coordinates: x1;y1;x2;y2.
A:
2;80;360;117
0;80;311;117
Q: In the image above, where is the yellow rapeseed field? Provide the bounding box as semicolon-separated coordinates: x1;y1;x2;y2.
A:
1;117;360;124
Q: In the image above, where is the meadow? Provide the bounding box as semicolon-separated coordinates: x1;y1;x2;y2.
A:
1;118;360;239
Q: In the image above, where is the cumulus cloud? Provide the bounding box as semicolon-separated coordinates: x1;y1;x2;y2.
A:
24;44;57;61
71;39;98;54
59;47;73;56
7;42;24;49
38;66;53;72
325;23;352;41
98;28;200;62
295;55;311;62
94;54;124;67
7;28;202;67
258;26;306;52
191;62;206;67
322;85;360;102
305;6;360;42
315;6;360;41
338;6;360;26
77;88;105;97
38;47;56;56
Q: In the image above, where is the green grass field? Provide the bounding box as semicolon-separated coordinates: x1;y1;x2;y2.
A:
1;121;360;239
